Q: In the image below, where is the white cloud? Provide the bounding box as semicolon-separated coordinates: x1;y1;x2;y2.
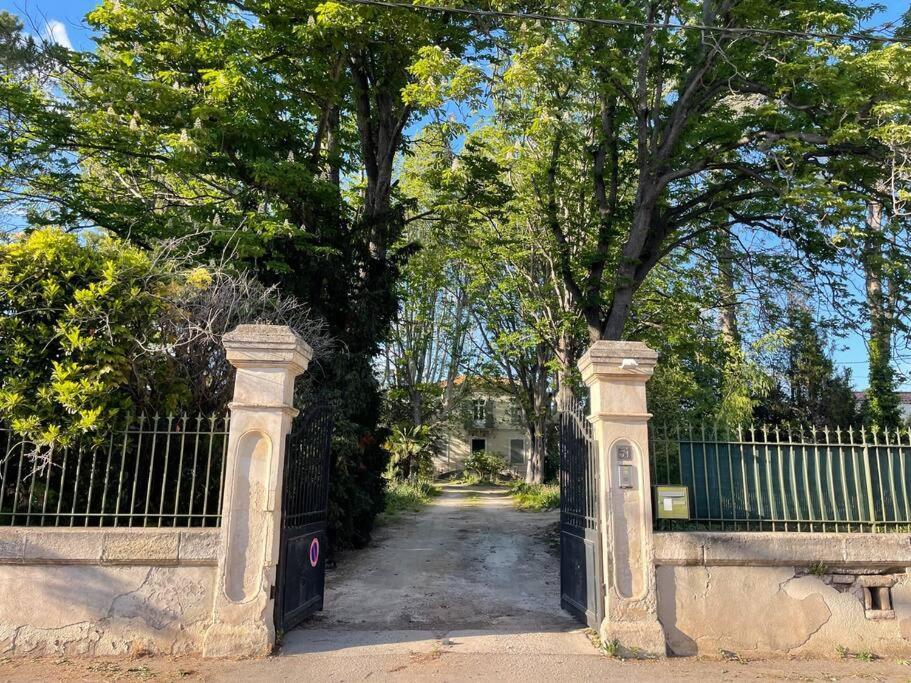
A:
42;20;72;50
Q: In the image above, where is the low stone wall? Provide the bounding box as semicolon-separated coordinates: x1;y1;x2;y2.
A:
655;532;911;657
0;528;219;656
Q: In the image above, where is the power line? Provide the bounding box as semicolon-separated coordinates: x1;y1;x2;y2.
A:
337;0;911;45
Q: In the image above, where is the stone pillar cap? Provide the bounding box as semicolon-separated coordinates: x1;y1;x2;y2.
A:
223;324;313;371
578;340;658;380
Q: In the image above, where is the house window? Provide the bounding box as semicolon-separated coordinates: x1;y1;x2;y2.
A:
509;439;525;465
471;438;486;453
472;398;487;422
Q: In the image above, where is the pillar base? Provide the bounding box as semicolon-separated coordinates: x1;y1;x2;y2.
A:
600;618;666;658
202;621;273;658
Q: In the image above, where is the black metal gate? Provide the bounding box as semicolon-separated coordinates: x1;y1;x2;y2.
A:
558;396;604;629
274;401;333;634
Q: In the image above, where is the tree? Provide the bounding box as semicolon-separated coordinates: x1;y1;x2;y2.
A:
443;0;911;346
755;303;860;428
401;126;580;482
1;1;480;547
380;222;473;431
861;201;902;429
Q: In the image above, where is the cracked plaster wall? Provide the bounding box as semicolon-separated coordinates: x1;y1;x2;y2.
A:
0;529;218;656
656;535;911;657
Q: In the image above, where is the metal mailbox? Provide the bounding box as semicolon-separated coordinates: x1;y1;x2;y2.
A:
654;485;690;520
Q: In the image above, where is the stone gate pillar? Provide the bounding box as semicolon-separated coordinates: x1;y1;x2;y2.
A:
578;340;665;656
202;325;312;658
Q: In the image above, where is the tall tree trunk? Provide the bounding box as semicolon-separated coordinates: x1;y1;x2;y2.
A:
525;422;546;484
717;231;740;346
555;330;576;406
863;200;900;428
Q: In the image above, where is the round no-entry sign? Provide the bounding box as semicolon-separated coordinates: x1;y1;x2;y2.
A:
309;537;320;567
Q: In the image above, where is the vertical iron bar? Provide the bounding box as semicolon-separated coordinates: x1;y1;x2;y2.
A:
202;416;216;523
763;426;777;531
10;438;26;525
901;428;910;524
100;421;121;527
40;454;52;527
188;416;202;527
726;427;735;529
84;433;106;527
0;428;12;521
157;416;174;527
54;445;69;527
128;416;147;528
115;417;135;527
216;417;229;522
861;428;877;529
844;427;856;529
738;426;750;531
69;443;84;527
143;415;161;527
24;445;38;525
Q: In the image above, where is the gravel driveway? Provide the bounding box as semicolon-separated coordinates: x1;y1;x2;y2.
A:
288;482;581;639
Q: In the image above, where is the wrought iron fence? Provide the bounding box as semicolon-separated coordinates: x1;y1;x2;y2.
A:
0;415;229;527
650;423;911;533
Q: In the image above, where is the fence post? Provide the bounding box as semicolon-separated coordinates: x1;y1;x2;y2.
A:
202;324;312;658
578;340;665;656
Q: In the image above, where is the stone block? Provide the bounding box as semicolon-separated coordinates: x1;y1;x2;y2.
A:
179;530;220;563
842;535;911;565
859;575;896;588
0;530;24;561
653;533;702;565
102;530;179;564
702;533;845;566
22;530;104;563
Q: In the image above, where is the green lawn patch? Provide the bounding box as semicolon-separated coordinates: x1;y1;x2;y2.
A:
508;481;560;511
383;479;440;515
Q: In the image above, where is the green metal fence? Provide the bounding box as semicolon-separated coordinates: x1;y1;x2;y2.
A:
0;415;229;527
649;423;911;533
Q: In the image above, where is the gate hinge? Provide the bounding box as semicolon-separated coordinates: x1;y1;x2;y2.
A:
269;585;276;600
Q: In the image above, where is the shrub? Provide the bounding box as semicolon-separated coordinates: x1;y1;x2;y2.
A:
509;481;560;511
0;227;331;459
0;228;171;452
383;478;440;515
464;449;507;482
384;424;437;480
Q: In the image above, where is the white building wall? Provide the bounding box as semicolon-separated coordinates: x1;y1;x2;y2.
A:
435;393;530;477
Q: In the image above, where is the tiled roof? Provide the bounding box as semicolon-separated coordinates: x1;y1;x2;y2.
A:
854;391;911;404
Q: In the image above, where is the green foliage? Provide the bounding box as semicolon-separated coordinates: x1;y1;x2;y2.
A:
0;228;177;448
1;0;480;550
508;481;560;511
463;449;507;482
382;478;440;516
0;226;331;455
865;337;902;430
808;561;829;577
5;1;911;544
755;305;860;428
384;424;437;481
325;418;390;550
602;638;622;658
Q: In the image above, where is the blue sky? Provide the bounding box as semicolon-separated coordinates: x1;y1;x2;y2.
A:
4;0;910;390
